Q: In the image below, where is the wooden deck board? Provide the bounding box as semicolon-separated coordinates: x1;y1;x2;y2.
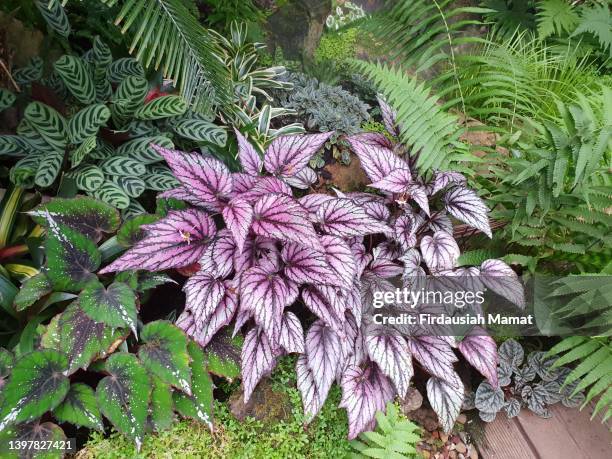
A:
479;414;538;459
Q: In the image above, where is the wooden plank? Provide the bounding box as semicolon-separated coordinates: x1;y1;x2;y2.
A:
479;415;538;459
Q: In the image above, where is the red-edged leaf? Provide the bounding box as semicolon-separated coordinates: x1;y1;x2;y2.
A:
240;266;299;342
232;172;258;193
346;136;407;182
302;286;345;334
222;197;253;252
366;334;413;397
318;198;391;237
458;330;499;387
369;168;412;193
444;186;491;237
420;231;460;272
198;230;235;278
407;336;458;382
264;132;333;178
369;257;403;278
183;272;225;332
279;312;304;354
284;167;317;189
241;327;278;402
235;129;262;175
431;171;466;194
296;354;326;423
394;213;424;250
347;132;394;149
305;321;342;397
480;259;525;308
153;145;232;211
320;236;356;290
377;96;399;137
99;209;215;273
281;243;340;286
251;194;321;250
427;373;464;433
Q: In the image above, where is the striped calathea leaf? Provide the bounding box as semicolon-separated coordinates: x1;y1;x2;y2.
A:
97;103;517;439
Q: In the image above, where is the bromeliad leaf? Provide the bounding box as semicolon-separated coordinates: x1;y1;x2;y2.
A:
480;259;525;308
427;374;464;433
264;132;333;178
318;199;391;237
458;331;499;387
139;321;192;394
0;350;69;431
99;209;216;273
80;281;138;336
241;326;278;402
53;383;103;431
444;187;492;238
420;231;460;272
366;334;413;398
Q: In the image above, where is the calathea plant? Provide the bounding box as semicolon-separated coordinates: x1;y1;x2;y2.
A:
0;198;239;447
473;339;585;421
98;101;523;438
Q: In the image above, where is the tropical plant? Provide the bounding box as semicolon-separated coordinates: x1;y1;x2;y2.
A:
326;1;367;31
349;402;421;459
200;0;266;33
96;100;524;438
474;338;585;421
0;196;241;447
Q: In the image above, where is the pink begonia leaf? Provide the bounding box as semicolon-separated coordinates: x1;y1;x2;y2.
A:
348;132;394;149
407;335;459;383
444;186;492;238
406;184;430;216
182;271;225;332
350;240;372;279
298;193;334;217
296;354;327;423
305;321;342;394
232;307;253;338
420;231;460;272
240;266;299;343
185;285;238;347
283;166;318;189
362;201;391;225
366;334;413;397
431;171;466;195
99;209;216;273
427;211;453;233
279;312;305;354
264;132;333;178
394;213;424;250
281;242;340;286
369;257;404;278
480;259;525;308
458;329;499;387
369;168;412;193
234;128;262;175
318;198;391;237
251;194;322;250
152;144;232;211
241;176;292;203
241;326;279;402
427;373;464;433
198;229;235;278
232;172;258;193
346;136;407;182
377;95;399;137
157;187;203;206
320;236;356;290
302;286;345;335
222;197;253;252
233;236;277;274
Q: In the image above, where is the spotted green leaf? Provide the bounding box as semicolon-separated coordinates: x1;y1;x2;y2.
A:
54;55;95;104
108;175;146;198
13;272;52;312
80;280;138;336
71;136;98;167
116;135;174;164
68;104;111;144
53;383;103;431
107;58;145;83
24;102;67;152
173;341;213;428
12;57;43;87
117;214;159;247
96;353;150;446
204;331;242;380
135;96;188;120
91;180;131;209
139;321;192;394
0;421;66;457
100;156;147;176
0;348;13;389
0;89;15;112
34;0;71;37
150;377;174;432
35;149;64;188
173;119;227;146
0;350;69;431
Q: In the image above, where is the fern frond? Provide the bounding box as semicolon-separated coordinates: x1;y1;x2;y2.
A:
536;0;579;39
481;0;537;39
571;3;612;57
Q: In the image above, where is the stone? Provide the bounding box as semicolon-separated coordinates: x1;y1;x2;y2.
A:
457;413;467;424
440;432;449;443
449;451;457;459
407;407;440;432
456;442;468;454
229;379;291;423
400;386;424;413
469;448;479;459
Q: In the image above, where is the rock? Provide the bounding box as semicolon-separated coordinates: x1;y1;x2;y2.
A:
407;407;440;432
469;448;478;459
440;432;449;443
400;386;424;413
229;379;291;423
457;413;467;424
449;451;457;459
456;443;467;454
320;156;370;192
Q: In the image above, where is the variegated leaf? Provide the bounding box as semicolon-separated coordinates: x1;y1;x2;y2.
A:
264;132;333;178
420;231;460;272
318;198;391;237
444;186;491;237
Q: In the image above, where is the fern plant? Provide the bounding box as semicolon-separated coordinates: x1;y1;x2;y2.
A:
349;402;421;459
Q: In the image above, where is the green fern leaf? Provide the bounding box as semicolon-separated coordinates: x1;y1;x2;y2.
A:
537;0;579;39
571;4;612;57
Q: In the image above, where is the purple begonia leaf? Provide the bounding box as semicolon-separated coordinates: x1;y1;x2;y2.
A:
298;193;334;220
240;266;299;342
279;312;304;354
157;187;202;206
305;321;342;399
480;259;525;308
232;307;252;338
427;373;464;433
318;198;391;237
152;144;232;211
296;354;326;422
234;128;262;175
376;241;403;261
427;211;453;233
407;336;458;383
366;334;413;397
431;171;466;195
188;285;238;347
394;213;424;250
345;192;386;205
320;236;356;290
302;286;345;335
241;176;293;203
198;229;235;278
444;186;492;238
399;248;422;275
222;197;253;252
370;168;412;193
183;272;225;331
241;326;278;402
284;167;318;189
346;136;408;182
99;209;215;273
232;172;258;193
377;96;399;137
369;257;403;278
362;201;391;225
421;231;460;272
458;329;499;387
345;282;363;327
340;363;395;439
251;194;322;250
350;240;371;279
406;184;430;216
282;242;340;286
347;132;394;149
360;271;395;313
233;236;277;274
264;132;333;178
316;285;348;318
